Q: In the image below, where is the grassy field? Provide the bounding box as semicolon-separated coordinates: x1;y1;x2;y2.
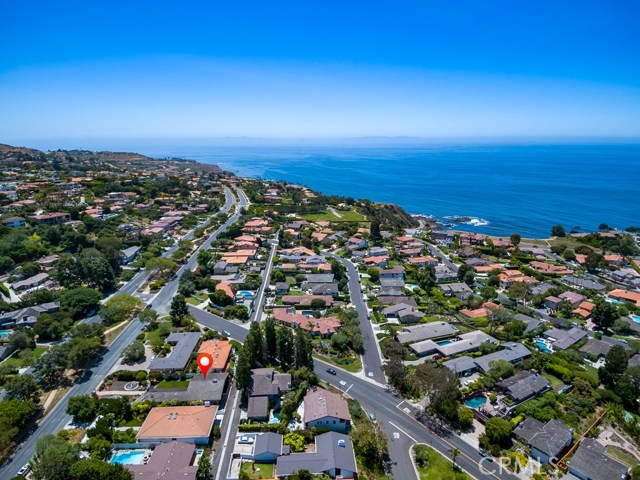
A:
240;462;274;479
413;445;473;480
314;353;362;372
302;208;368;223
606;445;639;467
186;296;201;305
541;373;563;388
156;380;189;389
1;346;47;368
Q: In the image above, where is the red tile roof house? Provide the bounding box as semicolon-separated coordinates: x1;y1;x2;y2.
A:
136;406;217;444
363;255;389;267
303;387;352;433
407;256;439;267
272;309;341;337
608;288;640;307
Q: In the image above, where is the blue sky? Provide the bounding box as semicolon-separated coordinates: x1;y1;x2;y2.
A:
1;0;640;143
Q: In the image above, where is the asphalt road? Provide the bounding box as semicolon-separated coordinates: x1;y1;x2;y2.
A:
187;293;522;480
0;187;243;479
249;234;278;323
314;359;521;480
427;244;459;273
326;253;386;384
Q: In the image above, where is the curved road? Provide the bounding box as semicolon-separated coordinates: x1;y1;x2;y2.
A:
0;187;244;479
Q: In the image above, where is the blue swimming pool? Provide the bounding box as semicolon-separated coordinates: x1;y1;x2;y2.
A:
536;340;553;354
269;412;281;424
237;290;253;296
631;314;640;324
436;339;453;346
0;330;12;336
110;450;146;465
464;395;486;409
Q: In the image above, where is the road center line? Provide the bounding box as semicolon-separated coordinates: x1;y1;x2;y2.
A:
389;421;417;443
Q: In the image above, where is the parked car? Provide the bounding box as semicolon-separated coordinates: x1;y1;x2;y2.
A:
18;464;30;476
479;450;493;461
326;368;337;375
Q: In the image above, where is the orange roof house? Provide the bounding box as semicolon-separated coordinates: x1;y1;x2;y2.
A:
137;406;217;444
609;289;640;307
215;281;234;299
528;261;572;275
198;340;232;372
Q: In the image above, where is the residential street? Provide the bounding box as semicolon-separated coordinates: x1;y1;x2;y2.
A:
0;187;243;479
326;252;386;384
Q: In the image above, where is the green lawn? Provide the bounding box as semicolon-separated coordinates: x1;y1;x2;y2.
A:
119;418;144;427
186;296;201;305
302;208;368;223
413;445;473;480
541;373;563;388
156;380;189;389
240;462;274;479
1;346;47;368
314;353;362;372
606;445;639;467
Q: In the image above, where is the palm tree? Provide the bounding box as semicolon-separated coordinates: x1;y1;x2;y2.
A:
450;448;461;470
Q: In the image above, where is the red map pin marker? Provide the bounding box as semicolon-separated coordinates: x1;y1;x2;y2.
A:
197;353;213;379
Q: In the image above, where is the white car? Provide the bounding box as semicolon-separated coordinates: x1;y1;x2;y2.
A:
18;464;30;476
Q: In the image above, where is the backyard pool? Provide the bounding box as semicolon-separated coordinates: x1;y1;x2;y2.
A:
436;339;453;346
110;450;146;465
237;290;254;297
631;314;640;324
0;330;13;337
536;339;553;354
269;412;281;424
464;395;487;409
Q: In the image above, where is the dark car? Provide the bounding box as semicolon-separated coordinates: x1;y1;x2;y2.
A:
479;450;493;461
326;368;337;375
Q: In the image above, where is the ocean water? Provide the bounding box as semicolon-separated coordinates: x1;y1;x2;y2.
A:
127;143;640;238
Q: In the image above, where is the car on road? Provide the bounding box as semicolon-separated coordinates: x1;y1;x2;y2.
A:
18;464;30;476
326;368;337;375
369;413;376;421
479;450;493;461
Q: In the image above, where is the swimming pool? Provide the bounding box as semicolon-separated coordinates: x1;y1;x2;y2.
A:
237;290;254;296
269;412;281;424
536;339;553;354
110;450;146;465
436;339;453;346
0;330;12;336
464;395;487;409
631;314;640;324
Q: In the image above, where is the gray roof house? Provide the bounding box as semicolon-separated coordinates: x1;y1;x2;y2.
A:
439;282;473;299
568;437;629;480
397;321;458;344
149;332;202;372
514;313;546;333
443;356;478;376
543;327;588;350
514;418;573;464
127;440;198;480
474;342;532;373
0;301;60;327
302;282;340;296
120;245;141;264
142;372;228;404
253;433;289;463
579;338;614;358
496;370;550;403
305;273;335;284
379;278;405;288
11;272;50;291
275;432;357;478
247;368;292;422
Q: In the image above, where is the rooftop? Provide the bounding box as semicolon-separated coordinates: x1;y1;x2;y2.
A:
303;387;351;424
137;406;217;441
